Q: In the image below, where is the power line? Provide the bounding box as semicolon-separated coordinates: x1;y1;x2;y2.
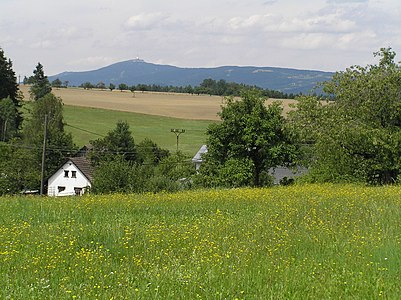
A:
64;124;105;138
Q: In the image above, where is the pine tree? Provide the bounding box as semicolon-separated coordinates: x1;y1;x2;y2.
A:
30;62;52;100
0;48;22;132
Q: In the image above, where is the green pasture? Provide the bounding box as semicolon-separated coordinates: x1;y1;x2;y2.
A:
63;105;215;155
1;184;401;299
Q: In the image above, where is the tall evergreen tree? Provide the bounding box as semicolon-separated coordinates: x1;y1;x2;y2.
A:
30;62;52;101
0;48;22;132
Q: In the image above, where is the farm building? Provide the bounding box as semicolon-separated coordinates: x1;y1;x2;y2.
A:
47;157;93;196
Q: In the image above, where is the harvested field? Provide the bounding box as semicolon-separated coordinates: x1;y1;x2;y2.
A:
19;85;297;120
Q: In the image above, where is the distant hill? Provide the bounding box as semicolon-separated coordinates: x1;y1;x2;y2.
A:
49;59;334;94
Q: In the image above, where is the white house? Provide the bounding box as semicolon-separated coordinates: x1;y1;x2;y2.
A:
47;157;93;196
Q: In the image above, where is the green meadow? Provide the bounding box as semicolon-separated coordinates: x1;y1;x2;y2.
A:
1;184;401;299
63;105;214;155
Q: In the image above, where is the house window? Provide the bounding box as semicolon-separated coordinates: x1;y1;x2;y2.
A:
71;171;77;178
58;186;66;193
74;187;83;196
64;170;69;177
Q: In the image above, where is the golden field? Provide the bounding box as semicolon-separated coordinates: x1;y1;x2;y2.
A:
19;85;297;121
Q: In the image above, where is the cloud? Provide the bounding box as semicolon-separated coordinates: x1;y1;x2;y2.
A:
225;11;355;34
327;0;367;3
30;40;57;49
124;13;173;31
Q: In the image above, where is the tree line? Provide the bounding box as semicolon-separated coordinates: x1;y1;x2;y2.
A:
68;78;296;99
25;73;298;99
1;47;401;195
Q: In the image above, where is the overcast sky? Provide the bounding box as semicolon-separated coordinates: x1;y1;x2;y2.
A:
1;0;400;78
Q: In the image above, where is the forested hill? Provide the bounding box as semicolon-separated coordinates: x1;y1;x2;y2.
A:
48;59;334;94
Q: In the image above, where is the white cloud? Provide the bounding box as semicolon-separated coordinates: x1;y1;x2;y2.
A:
1;0;400;75
125;13;172;31
30;40;57;49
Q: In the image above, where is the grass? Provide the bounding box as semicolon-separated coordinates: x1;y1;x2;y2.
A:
1;184;401;299
63;105;214;154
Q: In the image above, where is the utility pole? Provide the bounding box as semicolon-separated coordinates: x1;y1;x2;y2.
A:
40;115;48;196
171;129;185;152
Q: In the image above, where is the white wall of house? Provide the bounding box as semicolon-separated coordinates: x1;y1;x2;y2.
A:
47;160;91;196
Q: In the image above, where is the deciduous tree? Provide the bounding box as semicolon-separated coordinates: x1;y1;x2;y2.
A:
289;48;401;184
89;121;136;164
23;93;76;180
202;90;297;187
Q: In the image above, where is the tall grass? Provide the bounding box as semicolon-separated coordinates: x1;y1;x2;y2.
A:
1;184;401;299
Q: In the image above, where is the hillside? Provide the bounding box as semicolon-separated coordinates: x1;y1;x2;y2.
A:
49;59;333;94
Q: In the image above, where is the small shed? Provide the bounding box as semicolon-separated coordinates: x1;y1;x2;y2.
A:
47;157;94;196
192;145;208;170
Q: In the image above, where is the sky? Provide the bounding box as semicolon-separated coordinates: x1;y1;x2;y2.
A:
1;0;401;78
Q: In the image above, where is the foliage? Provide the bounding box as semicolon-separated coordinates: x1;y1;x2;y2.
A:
203;90;297;187
0;48;22;130
29;62;52;101
78;78;297;99
0;97;18;141
51;78;63;88
92;157;144;193
23;93;76;180
196;78;295;98
0;141;40;194
118;83;129;91
89;121;136;164
81;82;94;89
289;48;401;184
156;151;195;182
136;137;169;165
96;82;106;89
92;157;181;194
2;184;401;298
195;156;256;188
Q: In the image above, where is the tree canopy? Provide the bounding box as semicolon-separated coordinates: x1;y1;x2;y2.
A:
289;47;401;184
89;121;137;164
200;90;297;187
23;93;76;180
30;62;52;101
0;48;22;134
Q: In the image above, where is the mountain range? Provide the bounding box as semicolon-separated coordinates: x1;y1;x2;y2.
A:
49;59;334;94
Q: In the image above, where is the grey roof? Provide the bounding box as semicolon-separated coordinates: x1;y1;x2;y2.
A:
269;166;308;184
69;157;94;183
192;145;208;163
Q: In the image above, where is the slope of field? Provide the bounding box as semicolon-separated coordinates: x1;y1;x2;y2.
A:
1;184;400;299
63;105;213;154
19;85;297;121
